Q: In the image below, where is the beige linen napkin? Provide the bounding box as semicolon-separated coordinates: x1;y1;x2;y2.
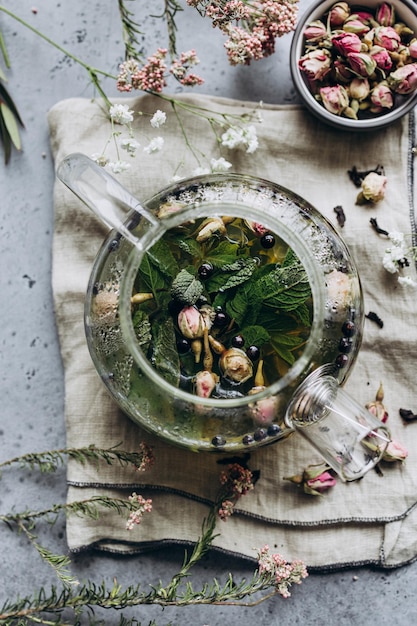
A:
49;94;417;569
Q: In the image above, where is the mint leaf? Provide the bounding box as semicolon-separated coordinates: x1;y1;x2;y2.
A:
171;268;204;305
257;262;311;312
224;282;262;327
152;317;180;387
270;333;304;366
177;236;203;259
132;309;152;351
205;257;257;293
240;325;270;347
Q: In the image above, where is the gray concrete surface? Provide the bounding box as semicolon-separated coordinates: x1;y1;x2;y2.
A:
1;1;417;624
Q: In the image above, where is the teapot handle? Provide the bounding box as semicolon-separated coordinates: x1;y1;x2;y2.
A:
57;153;159;251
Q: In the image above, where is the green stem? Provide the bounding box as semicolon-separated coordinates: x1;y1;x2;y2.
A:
0;5;115;106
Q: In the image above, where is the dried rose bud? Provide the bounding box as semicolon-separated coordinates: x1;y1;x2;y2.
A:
332;31;362;56
284;464;337;496
347;51;377;77
319;85;349;115
382;439;408;462
195;370;218;398
178;305;206;339
349;77;370;101
304;20;328;42
366;382;389;423
343;16;370;35
244;220;269;237
376;2;395;26
248;388;280;426
329;2;350;28
219;347;253;383
388;63;417;94
354;10;375;26
409;39;417;58
370;45;393;72
356;171;387;204
370;83;393;111
298;48;332;81
374;25;401;51
333;59;353;83
196;217;226;242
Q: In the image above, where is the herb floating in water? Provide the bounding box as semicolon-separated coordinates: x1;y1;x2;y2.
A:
131;216;313;399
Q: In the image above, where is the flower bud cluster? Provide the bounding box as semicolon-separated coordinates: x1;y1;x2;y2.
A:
298;2;417;119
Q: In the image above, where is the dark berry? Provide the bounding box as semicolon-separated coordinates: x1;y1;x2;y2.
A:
176;338;191;354
339;337;353;353
242;434;254;445
342;320;356;337
231;334;245;348
260;233;275;249
213;310;229;327
253;428;268;441
267;423;281;437
246;345;260;361
211;435;226;447
198;262;214;279
335;353;349;368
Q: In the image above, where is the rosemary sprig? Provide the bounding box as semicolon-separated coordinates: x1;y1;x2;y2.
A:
151;0;183;59
118;0;144;63
0;444;151;475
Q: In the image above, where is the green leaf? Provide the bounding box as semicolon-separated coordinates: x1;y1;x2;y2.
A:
152;317;180;387
132;309;152;351
0;102;21;150
147;238;179;279
257;262;311;312
171;267;204;305
270;333;304;366
205;257;257;293
240;324;270;347
0;82;24;125
224;282;261;327
177;236;203;258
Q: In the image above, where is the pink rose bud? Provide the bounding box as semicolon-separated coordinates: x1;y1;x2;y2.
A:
298;48;332;81
347;51;377;77
382;440;408;462
320;84;349;115
195;370;218;398
376;2;395;26
374;26;401;51
304;20;327;42
388;63;417;94
178;305;206;339
355;10;375;25
370;45;393;71
331;31;362;56
349;77;370;100
343;16;370;35
409;39;417;59
306;471;337;494
370;83;393;110
329;2;350;27
244;220;269;237
248;386;280;426
333;59;353;82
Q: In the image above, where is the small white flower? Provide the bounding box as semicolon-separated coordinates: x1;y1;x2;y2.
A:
91;153;109;167
398;275;417;287
109;103;134;125
150;109;167;128
242;125;259;153
220;124;259;154
210;157;233;172
221;126;243;150
107;160;131;174
388;231;406;247
382;252;399;274
143;136;164;154
120;137;141;155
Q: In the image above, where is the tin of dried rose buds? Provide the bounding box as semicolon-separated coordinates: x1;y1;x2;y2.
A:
290;0;417;130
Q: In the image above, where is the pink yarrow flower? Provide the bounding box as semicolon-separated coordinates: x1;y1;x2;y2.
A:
257;545;308;598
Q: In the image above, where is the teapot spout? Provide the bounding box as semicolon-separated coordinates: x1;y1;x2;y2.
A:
57;153;159;250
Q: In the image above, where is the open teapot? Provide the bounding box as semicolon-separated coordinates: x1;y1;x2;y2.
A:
57;154;390;479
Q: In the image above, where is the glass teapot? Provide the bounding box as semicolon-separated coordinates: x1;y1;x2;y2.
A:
57;153;389;476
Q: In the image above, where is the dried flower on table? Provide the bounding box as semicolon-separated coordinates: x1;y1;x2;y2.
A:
348;164;385;188
334;205;346;227
366;382;388;423
370;217;389;236
284;463;337;496
399;408;417;422
356;171;387;204
257;544;308;598
381;440;408;463
217;462;255;520
365;311;384;328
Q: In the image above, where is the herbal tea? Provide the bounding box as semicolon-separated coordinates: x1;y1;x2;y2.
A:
130;215;313;401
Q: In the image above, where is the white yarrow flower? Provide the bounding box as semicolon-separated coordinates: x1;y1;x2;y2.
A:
220;124;259;154
108;160;131;174
120;137;141;155
210;157;233;172
150;109;167;128
398;275;417;287
109;104;134;125
143;137;164;154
